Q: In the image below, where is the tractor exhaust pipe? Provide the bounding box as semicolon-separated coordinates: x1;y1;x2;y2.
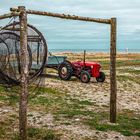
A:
83;50;86;67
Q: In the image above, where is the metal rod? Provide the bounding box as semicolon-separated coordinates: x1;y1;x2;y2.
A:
83;50;86;67
37;41;40;65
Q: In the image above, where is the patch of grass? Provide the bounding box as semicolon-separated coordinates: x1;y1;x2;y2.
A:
0;95;7;101
11;128;61;140
119;68;140;75
117;75;140;84
30;92;66;106
126;70;139;75
69;98;95;106
116;60;140;67
55;108;97;119
30;87;71;113
127;70;140;74
32;86;63;95
61;122;71;125
31;96;50;105
0;86;19;105
99;59;140;70
30;86;91;115
0;86;7;92
85;113;140;137
0;127;6;138
11;133;20;140
0;93;19;106
7;93;19;105
27;127;61;140
29;86;65;99
0;118;18;140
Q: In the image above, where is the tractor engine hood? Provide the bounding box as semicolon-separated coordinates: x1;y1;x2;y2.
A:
72;61;101;68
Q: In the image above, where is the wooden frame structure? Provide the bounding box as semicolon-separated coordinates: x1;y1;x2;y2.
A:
0;6;117;140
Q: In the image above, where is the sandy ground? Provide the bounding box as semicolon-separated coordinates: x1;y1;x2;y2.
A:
34;64;139;140
44;75;140;114
0;53;140;140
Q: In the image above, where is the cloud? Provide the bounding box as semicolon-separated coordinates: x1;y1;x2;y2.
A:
0;0;140;50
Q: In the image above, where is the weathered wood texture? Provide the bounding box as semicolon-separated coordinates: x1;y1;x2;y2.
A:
0;12;19;20
10;8;111;24
4;27;20;31
110;18;117;123
19;6;28;140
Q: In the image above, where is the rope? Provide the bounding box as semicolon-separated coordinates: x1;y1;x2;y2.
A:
0;15;18;32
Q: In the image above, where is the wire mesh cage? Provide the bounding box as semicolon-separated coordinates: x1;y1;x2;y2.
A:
0;22;48;85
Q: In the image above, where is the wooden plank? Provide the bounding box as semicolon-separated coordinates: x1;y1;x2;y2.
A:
19;6;28;140
110;18;117;123
10;8;111;24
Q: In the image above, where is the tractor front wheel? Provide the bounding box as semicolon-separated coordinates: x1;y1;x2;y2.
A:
96;72;105;82
58;61;73;80
80;71;91;83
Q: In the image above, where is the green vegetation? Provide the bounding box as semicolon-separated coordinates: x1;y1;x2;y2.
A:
54;100;140;137
0;84;140;138
12;128;61;140
0;86;19;105
85;113;140;137
1;84;140;138
0;53;140;139
0;127;6;138
99;59;140;70
27;127;60;140
69;98;96;106
119;69;140;75
117;75;140;84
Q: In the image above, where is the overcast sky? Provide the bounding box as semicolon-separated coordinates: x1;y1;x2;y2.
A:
0;0;140;51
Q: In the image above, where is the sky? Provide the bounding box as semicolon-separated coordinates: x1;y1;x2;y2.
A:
0;0;140;52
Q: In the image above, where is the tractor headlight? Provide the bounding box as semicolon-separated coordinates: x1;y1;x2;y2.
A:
91;65;93;68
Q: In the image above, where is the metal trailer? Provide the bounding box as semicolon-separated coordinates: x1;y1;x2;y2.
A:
31;55;67;71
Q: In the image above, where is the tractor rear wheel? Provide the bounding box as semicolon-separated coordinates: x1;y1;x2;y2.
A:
80;71;91;83
58;61;73;80
96;72;105;82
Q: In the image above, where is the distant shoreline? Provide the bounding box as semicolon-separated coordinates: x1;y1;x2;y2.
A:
49;49;140;53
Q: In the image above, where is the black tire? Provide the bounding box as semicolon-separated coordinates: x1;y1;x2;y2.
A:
96;72;105;82
58;61;73;80
80;71;91;83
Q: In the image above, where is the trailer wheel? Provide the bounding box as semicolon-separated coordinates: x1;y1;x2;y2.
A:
58;61;73;80
96;72;105;82
80;71;91;83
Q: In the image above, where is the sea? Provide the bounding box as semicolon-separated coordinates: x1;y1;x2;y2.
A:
49;48;140;53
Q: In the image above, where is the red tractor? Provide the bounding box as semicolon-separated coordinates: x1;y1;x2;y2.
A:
58;51;105;83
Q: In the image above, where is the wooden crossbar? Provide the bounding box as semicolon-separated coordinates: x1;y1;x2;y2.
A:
10;8;111;24
0;12;19;20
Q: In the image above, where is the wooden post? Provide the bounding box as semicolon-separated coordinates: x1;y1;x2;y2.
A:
19;6;28;140
110;18;117;123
